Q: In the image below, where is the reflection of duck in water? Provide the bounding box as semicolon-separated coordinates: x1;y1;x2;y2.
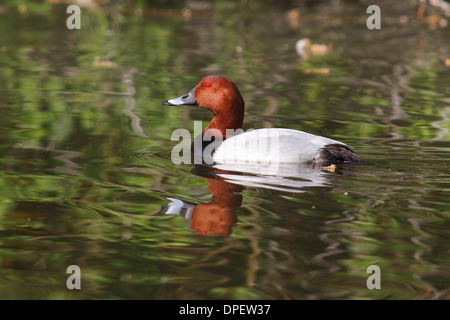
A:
159;161;351;236
160;174;243;236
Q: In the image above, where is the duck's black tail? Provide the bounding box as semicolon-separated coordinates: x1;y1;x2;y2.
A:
313;144;361;167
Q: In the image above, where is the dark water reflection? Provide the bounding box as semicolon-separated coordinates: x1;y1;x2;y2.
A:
0;1;449;299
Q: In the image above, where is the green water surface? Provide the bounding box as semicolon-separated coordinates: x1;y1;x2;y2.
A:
0;0;449;299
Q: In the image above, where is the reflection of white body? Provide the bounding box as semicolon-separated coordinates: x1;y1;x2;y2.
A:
213;162;331;193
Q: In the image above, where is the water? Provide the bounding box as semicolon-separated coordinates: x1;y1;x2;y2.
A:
0;1;449;299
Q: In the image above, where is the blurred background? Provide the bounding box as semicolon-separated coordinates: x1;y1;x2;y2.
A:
0;0;449;299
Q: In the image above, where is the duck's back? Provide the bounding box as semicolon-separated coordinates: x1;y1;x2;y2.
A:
212;128;359;165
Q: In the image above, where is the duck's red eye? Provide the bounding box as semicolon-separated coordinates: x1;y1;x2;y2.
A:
205;83;212;88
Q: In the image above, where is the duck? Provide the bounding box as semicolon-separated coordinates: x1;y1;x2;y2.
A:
163;75;361;168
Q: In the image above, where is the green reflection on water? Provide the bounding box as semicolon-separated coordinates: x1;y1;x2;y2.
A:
0;1;449;299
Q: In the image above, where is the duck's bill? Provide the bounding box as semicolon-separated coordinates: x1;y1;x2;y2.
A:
163;87;197;106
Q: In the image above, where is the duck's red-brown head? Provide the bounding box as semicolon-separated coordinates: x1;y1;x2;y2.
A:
163;75;245;138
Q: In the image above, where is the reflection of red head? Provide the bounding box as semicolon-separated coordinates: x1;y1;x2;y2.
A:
190;178;243;236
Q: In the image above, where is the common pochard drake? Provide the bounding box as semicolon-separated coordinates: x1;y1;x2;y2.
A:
163;75;361;167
